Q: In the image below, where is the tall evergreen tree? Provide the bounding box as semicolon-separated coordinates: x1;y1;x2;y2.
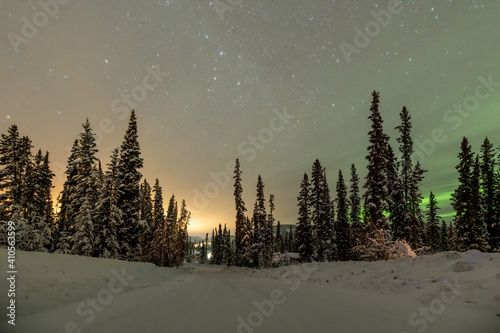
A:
152;179;166;265
0;125;32;219
233;158;248;266
71;196;94;256
468;156;490;251
480;137;498;251
57;139;79;237
251;175;267;267
275;220;284;253
440;220;450;251
336;170;351;261
451;137;475;251
425;192;441;252
117;110;144;260
296;173;313;262
348;164;364;253
310;159;334;261
408;162;426;249
364;91;390;233
93;148;121;259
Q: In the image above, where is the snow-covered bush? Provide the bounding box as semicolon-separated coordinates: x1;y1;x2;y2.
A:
353;229;416;261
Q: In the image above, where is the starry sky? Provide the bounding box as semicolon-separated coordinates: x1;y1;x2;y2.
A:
1;0;499;236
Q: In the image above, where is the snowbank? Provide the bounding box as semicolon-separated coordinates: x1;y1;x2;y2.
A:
0;248;193;316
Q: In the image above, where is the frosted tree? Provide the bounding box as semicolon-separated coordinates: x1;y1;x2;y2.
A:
251;175;267;268
408;162;426;249
468;156;490;252
151;179;165;265
93;148;121;259
0;126;32;220
336;169;351;261
348;164;364;255
364;91;390;234
425;192;441;253
117;110;144;260
275;220;284;253
451;137;475;251
296;173;313;262
233;158;248;266
480;137;498;251
57;139;79;238
440;220;450;251
71;196;94;256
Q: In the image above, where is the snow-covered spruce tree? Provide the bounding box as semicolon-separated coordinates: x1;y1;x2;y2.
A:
139;179;154;228
139;179;154;259
363;91;391;235
151;179;165;265
0;125;32;220
480;137;498;251
233;158;248;266
251;175;267;268
174;199;190;267
336;169;351;261
165;194;178;267
71;196;94;256
323;170;336;261
408;162;426;249
448;221;457;251
275;220;284;253
259;193;275;267
224;225;234;266
451;137;475;251
391;106;414;243
468;156;490;252
348;163;364;257
440;220;450;251
296;173;314;262
199;240;207;264
67;120;100;256
93;148;121;259
425;192;441;253
56;139;79;241
116;110;144;260
28;150;55;252
310;159;334;261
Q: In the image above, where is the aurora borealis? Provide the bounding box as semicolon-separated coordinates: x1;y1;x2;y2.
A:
1;0;499;235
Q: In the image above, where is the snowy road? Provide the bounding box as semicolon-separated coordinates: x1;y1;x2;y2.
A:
6;262;499;333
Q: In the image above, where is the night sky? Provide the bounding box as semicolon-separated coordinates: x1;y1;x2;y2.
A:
1;1;499;235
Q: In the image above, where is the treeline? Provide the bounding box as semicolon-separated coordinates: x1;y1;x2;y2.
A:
0;111;189;267
205;91;499;268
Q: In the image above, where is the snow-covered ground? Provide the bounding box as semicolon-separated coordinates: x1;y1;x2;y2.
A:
1;248;499;332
